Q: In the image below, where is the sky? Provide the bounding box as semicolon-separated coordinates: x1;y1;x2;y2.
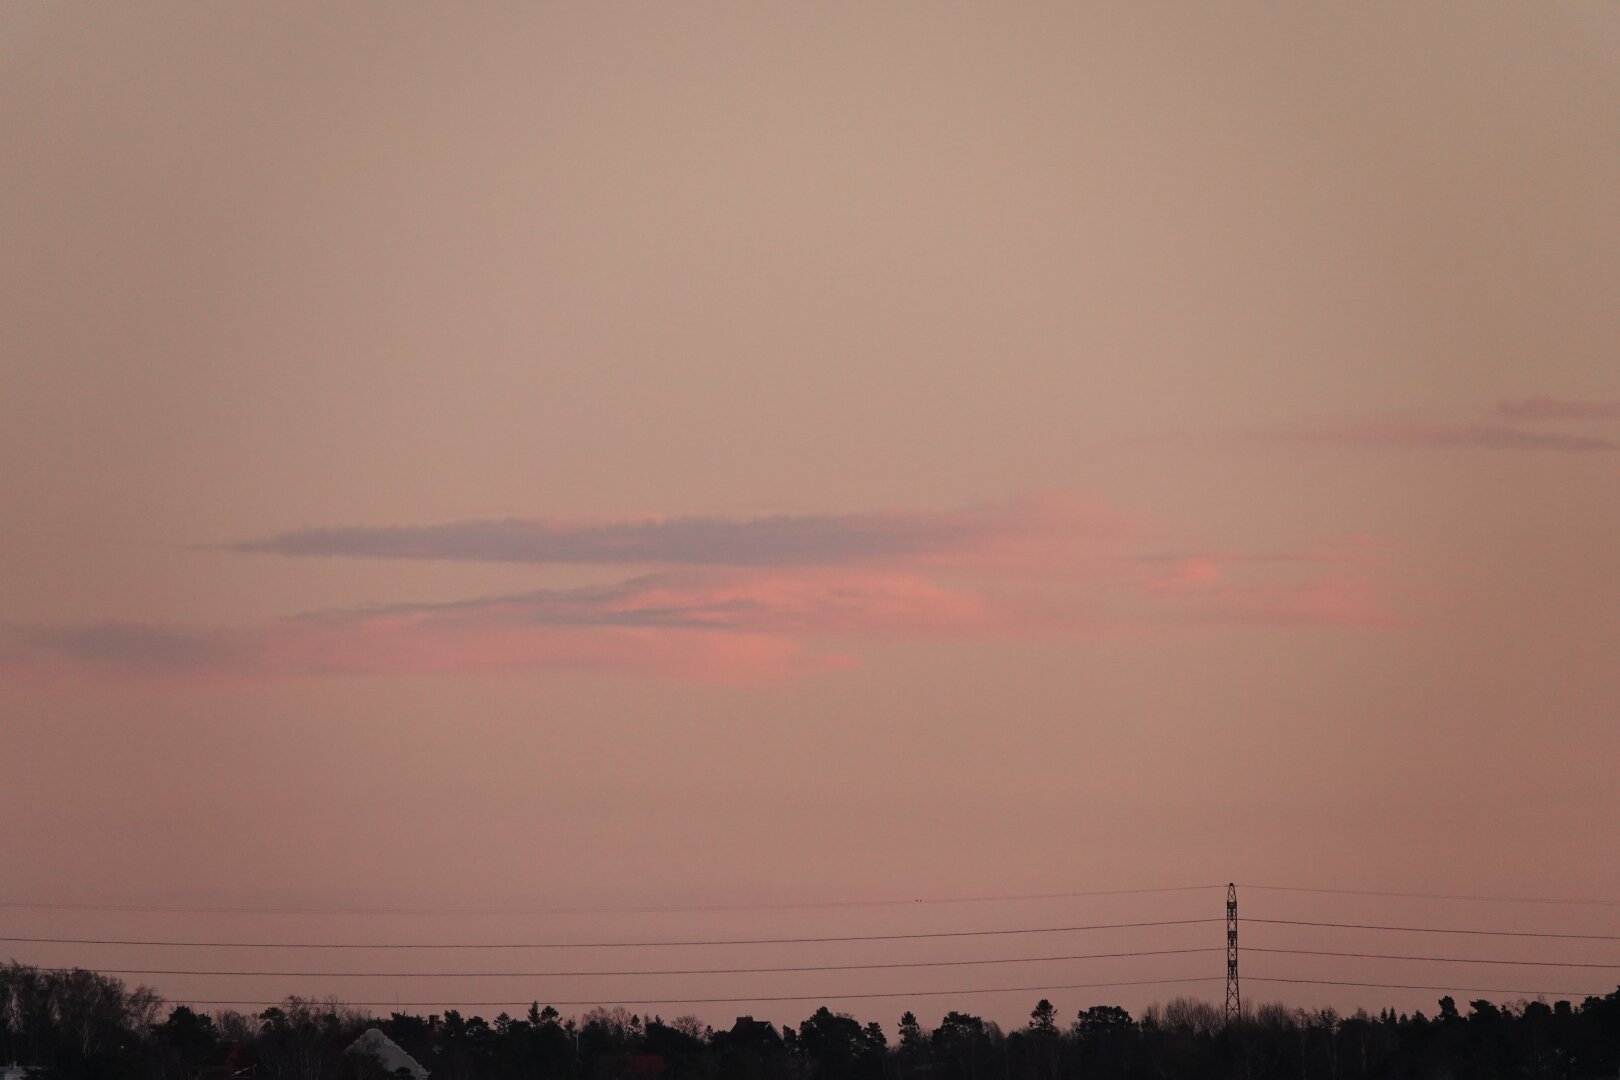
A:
2;1;1619;1031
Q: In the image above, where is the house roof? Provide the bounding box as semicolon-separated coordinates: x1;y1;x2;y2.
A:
347;1028;430;1079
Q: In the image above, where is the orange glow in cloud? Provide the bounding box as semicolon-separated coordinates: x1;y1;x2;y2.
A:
1144;557;1224;592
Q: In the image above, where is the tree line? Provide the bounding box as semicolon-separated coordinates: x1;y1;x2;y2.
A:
2;962;1618;1080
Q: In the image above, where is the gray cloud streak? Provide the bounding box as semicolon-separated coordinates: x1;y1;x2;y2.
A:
232;510;990;566
3;622;249;672
1495;397;1620;422
1260;420;1620;454
308;574;817;630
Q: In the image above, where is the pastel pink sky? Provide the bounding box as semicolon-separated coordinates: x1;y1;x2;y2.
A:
3;1;1619;1030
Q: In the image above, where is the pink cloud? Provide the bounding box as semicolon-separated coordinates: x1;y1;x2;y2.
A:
0;571;990;685
1131;547;1396;629
1144;556;1224;592
7;494;1398;685
323;569;999;640
1;614;843;687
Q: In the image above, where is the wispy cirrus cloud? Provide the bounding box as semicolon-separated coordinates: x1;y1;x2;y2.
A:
1494;397;1620;422
0;572;989;684
1261;419;1620;454
1253;395;1620;456
343;570;996;637
7;494;1397;684
2;615;839;684
8;622;252;673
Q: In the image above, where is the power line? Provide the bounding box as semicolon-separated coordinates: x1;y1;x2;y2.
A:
1;882;1610;918
3;882;1609;920
1248;947;1620;970
0;884;1222;917
1246;976;1608;999
0;917;1221;951
160;975;1224;1010
1241;884;1620;908
1246;919;1620;942
22;946;1223;979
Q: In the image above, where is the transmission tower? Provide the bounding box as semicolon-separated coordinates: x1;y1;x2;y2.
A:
1225;882;1240;1024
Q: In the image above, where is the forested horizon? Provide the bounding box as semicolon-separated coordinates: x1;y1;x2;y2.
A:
3;961;1618;1080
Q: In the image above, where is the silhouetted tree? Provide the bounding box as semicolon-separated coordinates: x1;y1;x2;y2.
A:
153;1005;219;1079
4;963;1620;1080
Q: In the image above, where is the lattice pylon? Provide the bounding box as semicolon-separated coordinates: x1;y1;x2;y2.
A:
1225;882;1240;1024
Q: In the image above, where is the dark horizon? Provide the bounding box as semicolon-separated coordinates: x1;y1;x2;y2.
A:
6;958;1619;1080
